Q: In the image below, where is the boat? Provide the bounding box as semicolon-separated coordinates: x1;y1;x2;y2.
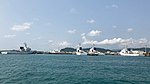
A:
6;43;33;54
87;47;99;56
1;51;8;54
98;52;105;56
119;48;143;56
87;44;105;56
76;44;87;55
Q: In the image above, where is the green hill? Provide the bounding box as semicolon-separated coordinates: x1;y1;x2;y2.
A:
60;47;76;52
60;47;150;53
60;47;110;53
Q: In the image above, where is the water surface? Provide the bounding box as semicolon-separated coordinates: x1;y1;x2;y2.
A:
0;54;150;84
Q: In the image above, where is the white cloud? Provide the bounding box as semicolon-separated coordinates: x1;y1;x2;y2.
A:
70;8;77;14
87;19;95;24
25;32;31;35
47;41;71;49
112;25;117;28
88;30;102;36
4;34;16;38
55;41;71;47
58;41;70;47
81;33;86;36
99;38;132;45
82;36;92;44
11;22;32;31
105;4;119;9
33;37;42;40
127;28;133;32
112;4;118;8
48;40;53;43
82;36;148;47
136;38;148;44
68;29;76;34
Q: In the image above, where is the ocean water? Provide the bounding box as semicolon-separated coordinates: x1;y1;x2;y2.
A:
0;54;150;84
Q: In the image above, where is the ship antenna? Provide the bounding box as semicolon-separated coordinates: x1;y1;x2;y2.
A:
24;42;28;48
145;44;147;53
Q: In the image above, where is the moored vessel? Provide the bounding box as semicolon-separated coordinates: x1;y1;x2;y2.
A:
87;47;99;56
5;43;33;54
1;51;8;54
119;48;144;56
76;44;87;55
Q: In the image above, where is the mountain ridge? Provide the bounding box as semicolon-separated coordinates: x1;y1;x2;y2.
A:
60;47;150;52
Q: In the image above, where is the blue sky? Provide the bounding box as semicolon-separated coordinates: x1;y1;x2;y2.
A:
0;0;150;50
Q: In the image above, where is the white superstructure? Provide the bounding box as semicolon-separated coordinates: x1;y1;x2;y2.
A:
119;48;144;56
76;44;87;55
1;52;8;54
87;47;99;56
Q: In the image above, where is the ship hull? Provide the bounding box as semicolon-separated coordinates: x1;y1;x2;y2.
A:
76;52;87;55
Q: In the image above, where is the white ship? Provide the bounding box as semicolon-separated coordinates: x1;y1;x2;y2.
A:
87;47;99;56
119;48;143;56
98;52;105;56
87;44;105;56
76;44;87;55
1;51;8;54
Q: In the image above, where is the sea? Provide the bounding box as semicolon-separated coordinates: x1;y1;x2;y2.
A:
0;54;150;84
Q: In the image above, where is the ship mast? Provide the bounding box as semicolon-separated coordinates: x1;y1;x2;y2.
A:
145;44;147;53
24;42;28;49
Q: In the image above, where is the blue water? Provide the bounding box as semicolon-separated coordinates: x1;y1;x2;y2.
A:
0;54;150;84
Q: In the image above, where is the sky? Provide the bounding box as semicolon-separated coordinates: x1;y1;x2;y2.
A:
0;0;150;51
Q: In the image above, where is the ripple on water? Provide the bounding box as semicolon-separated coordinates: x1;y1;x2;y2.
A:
0;55;150;84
